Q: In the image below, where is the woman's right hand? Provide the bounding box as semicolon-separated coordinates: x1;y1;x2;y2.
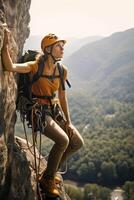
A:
3;27;11;48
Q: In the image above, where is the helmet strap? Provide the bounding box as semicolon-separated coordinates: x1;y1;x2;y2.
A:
50;54;61;64
48;46;61;64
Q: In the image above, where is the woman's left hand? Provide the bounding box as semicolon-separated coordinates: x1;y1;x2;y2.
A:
65;122;74;137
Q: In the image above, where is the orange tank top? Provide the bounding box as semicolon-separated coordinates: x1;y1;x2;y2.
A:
28;61;67;105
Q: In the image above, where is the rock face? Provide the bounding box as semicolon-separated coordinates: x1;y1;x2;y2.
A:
0;0;40;199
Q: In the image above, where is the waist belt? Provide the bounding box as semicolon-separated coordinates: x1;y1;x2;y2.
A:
32;93;56;100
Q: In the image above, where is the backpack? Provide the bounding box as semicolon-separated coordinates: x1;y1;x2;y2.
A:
16;50;71;130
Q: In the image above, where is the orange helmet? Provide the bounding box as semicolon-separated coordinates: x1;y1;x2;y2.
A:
41;33;66;52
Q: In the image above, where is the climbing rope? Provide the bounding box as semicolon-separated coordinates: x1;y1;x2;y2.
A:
19;102;45;200
31;105;42;200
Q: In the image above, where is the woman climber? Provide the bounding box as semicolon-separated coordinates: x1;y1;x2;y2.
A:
1;28;84;196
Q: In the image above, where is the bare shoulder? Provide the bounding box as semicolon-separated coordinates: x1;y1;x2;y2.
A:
62;64;68;74
62;64;68;71
62;64;68;80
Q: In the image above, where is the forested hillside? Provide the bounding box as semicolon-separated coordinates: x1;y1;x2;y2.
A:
66;98;134;187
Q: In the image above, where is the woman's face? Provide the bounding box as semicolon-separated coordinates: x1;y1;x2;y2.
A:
52;41;64;59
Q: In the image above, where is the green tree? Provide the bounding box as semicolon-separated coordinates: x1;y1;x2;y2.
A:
123;181;134;200
116;160;129;183
65;184;84;200
100;161;117;185
83;184;111;200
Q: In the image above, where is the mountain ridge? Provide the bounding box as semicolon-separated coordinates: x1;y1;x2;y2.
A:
64;28;134;102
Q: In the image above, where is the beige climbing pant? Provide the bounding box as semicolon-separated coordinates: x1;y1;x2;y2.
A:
43;114;84;176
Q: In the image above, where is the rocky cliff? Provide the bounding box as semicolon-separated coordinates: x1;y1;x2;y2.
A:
0;0;43;199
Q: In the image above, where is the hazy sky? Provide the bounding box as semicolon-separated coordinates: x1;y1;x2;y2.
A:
29;0;134;38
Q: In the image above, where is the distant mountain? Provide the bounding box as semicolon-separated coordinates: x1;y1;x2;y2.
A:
64;36;103;59
23;35;103;59
65;28;134;102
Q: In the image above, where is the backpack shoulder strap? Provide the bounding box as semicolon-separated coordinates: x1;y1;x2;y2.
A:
57;63;65;90
66;79;71;88
31;55;45;84
57;63;71;90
